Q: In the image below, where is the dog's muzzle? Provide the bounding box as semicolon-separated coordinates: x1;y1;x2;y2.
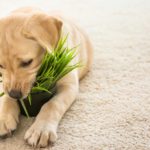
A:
8;90;22;99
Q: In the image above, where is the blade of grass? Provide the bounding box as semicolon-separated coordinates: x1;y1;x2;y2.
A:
19;98;30;118
0;92;4;97
28;94;32;106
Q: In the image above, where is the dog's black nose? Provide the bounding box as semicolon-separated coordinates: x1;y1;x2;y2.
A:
9;90;22;99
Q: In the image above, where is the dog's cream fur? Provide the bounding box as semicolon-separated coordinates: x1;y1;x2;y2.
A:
0;7;93;147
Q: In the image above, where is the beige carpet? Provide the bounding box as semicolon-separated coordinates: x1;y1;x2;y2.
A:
0;0;150;149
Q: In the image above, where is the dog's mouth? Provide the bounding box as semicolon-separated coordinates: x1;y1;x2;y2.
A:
22;82;36;99
22;80;38;99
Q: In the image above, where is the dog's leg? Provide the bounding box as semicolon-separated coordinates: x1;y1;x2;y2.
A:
25;70;79;147
0;95;20;137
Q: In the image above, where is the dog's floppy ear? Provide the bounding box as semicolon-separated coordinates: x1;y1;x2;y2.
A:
22;13;62;52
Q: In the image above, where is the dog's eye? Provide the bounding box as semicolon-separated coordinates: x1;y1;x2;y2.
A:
0;64;4;69
20;59;33;67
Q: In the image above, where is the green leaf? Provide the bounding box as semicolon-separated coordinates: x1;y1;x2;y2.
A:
0;92;4;97
19;98;30;118
31;87;51;94
28;94;32;106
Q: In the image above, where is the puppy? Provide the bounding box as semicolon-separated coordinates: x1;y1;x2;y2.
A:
0;7;93;147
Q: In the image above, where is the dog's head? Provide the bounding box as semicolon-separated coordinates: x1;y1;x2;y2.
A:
0;12;62;99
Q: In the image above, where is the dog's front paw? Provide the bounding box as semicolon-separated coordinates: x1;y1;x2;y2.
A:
0;113;19;137
24;121;57;148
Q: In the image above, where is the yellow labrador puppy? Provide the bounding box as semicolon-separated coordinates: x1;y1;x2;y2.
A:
0;7;93;147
